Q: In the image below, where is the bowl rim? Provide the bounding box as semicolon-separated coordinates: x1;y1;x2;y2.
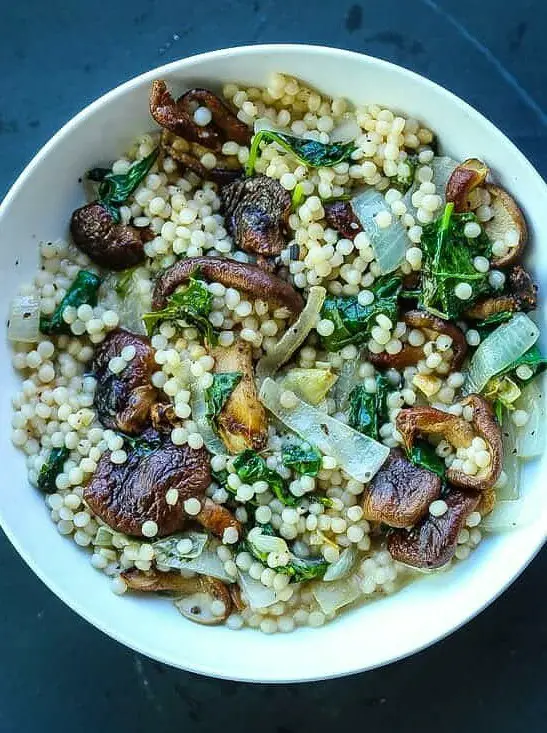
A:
1;42;546;683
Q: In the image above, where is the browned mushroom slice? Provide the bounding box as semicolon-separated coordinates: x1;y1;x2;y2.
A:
195;497;242;538
369;310;467;371
70;202;151;271
323;200;362;241
388;489;480;569
160;130;242;185
485;184;528;268
122;570;232;624
396;394;503;492
220;175;291;256
93;329;158;434
84;436;211;537
445;158;489;213
212;340;267;453
465;265;537;319
362;449;441;528
477;486;496;516
150;402;177;432
152;256;304;314
150;80;250;152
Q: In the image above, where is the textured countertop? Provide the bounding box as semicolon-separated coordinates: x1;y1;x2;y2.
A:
1;1;546;730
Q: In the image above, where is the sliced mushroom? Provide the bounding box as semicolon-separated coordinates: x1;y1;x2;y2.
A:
122;569;232;624
396;394;503;492
445;158;489;212
361;449;441;528
478;486;496;516
465;265;537;319
485;184;528;268
150;81;251;151
84;435;212;537
93;329;158;434
220;175;291;256
152;256;304;314
368;310;467;371
323;200;362;241
212;340;268;453
70;202;151;270
388;489;480;569
150;402;177;432
196;497;242;537
160;129;242;185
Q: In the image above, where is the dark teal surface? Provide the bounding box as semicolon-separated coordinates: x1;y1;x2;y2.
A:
1;1;546;729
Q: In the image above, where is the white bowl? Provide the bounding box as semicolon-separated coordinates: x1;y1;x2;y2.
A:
1;44;546;683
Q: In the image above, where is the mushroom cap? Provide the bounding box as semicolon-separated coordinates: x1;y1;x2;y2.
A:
362;449;442;528
445;158;489;213
465;265;537;320
486;184;528;268
323;200;362;241
70;202;147;271
152;256;304;314
92;329;158;434
220;175;291;256
388;489;480;569
84;437;211;537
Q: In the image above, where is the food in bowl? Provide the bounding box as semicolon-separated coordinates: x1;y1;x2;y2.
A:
7;72;545;634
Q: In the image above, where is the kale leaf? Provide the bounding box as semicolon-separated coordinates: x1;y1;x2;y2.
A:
347;374;390;440
320;275;401;352
420;203;492;319
40;270;102;334
142;273;216;344
246;130;356;176
474;310;514;337
205;372;242;422
233;449;297;506
37;447;70;493
408;440;446;479
88;148;159;223
281;442;322;477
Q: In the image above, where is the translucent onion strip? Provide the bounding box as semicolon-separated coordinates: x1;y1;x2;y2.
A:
350;190;407;274
259;377;389;483
464;313;539;394
8;295;40;343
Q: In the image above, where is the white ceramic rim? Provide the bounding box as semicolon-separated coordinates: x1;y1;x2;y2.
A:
1;43;546;683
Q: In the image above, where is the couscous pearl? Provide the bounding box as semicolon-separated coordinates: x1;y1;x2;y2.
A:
141;520;158;538
512;410;529;427
429;499;448;517
464;221;481;238
454;282;473;300
184;497;202;516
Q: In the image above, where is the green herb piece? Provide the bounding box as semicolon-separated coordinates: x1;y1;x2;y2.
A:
233;449;297;506
498;344;547;381
142;273;216;344
474;310;514;337
211;468;229;487
152;532;208;566
88;148;159;223
245;523;328;581
494;399;505;425
420;203;492;319
281;442;322;476
122;432;162;457
347;374;390;440
408;440;446;479
316;496;335;508
37;447;69;493
40;270;102;334
115;266;139;298
291;182;305;210
390;154;418;194
246;130;356;176
205;372;242;423
320;275;401;352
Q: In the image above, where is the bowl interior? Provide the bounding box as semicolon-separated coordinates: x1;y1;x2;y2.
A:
1;45;546;682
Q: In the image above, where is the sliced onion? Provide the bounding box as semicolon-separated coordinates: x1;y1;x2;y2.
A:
8;294;40;343
175;546;233;582
481;498;536;532
515;374;546;459
153;531;208;566
256;286;326;383
350;190;407;274
238;571;277;609
253;117;287;135
100;272;149;336
403;156;459;213
259;377;389;483
93;525;115;547
499;415;520;501
464;313;539;394
333;359;360;411
190;380;228;456
312;576;360;614
247;527;289;555
323;547;357;582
